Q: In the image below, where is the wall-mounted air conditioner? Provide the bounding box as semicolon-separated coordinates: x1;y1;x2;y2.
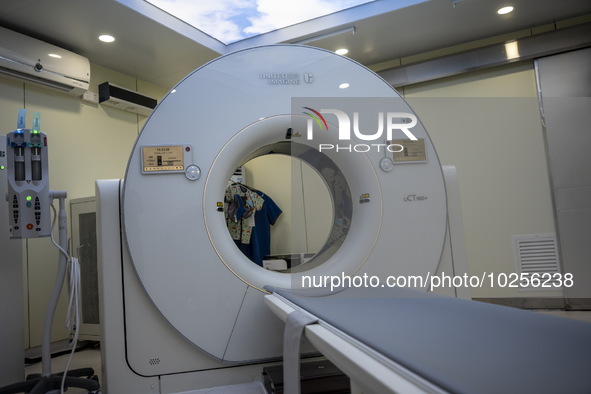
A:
0;26;90;96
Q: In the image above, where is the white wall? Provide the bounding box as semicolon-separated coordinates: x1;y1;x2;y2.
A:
0;63;167;347
402;61;559;299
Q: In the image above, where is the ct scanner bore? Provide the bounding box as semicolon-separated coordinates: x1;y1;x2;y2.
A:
122;45;447;362
221;138;347;272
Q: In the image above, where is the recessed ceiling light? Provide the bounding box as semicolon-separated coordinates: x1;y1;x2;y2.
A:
497;6;514;15
48;53;62;59
98;34;116;43
335;48;349;56
339;83;350;89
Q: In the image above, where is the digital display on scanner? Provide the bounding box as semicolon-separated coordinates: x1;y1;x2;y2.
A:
142;145;185;173
391;138;427;162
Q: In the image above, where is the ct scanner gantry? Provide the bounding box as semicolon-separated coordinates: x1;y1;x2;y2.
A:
96;44;458;393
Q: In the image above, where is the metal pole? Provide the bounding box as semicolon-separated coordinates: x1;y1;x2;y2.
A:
41;190;67;377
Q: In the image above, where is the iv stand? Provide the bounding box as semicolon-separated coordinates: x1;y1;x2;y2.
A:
1;121;100;393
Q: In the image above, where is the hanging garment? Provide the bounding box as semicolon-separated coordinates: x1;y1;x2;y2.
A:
236;192;282;267
224;183;264;244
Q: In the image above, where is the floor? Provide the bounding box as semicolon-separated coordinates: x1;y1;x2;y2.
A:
537;310;591;324
22;342;101;394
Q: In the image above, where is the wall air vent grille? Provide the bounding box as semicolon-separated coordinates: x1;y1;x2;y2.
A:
513;234;561;290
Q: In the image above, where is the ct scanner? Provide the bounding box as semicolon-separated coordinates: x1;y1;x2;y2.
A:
96;45;591;394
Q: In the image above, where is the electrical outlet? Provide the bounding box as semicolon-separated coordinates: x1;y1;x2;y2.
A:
81;91;99;104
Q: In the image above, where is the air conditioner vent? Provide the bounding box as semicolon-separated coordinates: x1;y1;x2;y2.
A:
513;234;561;290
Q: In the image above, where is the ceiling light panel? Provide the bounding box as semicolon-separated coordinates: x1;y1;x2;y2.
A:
144;0;374;44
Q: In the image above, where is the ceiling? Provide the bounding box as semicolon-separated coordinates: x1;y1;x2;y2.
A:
0;0;590;90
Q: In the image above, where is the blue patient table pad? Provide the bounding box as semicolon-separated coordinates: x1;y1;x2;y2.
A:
267;286;591;394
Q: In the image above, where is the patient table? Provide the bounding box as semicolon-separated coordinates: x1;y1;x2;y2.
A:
265;286;591;394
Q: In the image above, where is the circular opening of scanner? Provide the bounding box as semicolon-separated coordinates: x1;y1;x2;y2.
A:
224;140;349;273
204;114;380;292
237;154;336;269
